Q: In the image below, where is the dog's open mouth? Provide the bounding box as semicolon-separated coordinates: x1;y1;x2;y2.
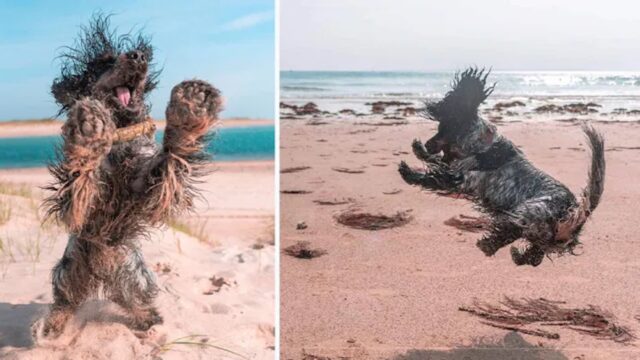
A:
115;86;133;107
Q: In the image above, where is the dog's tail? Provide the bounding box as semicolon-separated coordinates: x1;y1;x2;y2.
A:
556;124;605;237
580;124;606;214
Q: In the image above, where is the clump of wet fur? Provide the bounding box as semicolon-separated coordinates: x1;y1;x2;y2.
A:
398;67;606;266
41;14;222;337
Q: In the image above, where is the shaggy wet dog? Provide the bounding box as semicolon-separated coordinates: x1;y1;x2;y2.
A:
42;15;222;336
398;68;605;266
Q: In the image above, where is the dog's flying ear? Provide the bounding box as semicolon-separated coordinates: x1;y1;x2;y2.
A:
450;67;495;112
423;67;495;123
423;100;441;121
52;76;85;114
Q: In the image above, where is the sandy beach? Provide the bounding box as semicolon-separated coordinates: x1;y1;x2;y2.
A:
280;114;640;359
0;160;274;359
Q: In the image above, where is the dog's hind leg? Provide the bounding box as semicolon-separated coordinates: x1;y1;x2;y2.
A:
43;237;98;337
476;219;522;257
46;99;115;231
510;244;545;267
107;247;162;331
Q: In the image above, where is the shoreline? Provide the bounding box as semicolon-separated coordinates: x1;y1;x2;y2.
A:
0;118;274;139
279;98;640;124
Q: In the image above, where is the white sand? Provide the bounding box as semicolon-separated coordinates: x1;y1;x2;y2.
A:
0;161;274;359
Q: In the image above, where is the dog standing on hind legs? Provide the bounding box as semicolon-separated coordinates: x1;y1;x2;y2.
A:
40;15;222;336
398;67;606;266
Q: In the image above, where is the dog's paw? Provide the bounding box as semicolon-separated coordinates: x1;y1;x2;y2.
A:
510;246;544;267
510;246;527;265
130;308;164;331
63;98;115;159
398;161;423;185
40;308;73;338
165;80;222;130
476;237;500;256
411;139;430;160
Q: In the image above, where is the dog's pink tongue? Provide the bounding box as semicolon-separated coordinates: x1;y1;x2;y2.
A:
116;86;131;107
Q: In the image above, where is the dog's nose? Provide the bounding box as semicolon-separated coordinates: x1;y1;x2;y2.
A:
126;50;147;64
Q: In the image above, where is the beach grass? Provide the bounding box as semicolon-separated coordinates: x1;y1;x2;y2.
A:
168;218;217;246
0;199;12;225
0;183;61;275
153;334;249;359
0;181;32;198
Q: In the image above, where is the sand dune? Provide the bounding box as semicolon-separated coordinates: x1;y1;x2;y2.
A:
0;161;274;359
280;116;640;359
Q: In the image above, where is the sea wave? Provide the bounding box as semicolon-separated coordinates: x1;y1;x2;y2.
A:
281;86;328;92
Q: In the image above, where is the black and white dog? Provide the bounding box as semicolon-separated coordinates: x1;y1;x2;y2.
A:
398;68;605;266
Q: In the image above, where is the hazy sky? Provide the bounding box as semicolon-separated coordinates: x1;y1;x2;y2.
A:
281;0;640;71
0;0;274;120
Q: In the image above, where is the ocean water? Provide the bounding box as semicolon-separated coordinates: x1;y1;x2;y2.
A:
0;125;274;169
280;71;640;117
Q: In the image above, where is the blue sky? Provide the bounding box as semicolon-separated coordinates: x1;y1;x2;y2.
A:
0;0;274;121
282;0;640;71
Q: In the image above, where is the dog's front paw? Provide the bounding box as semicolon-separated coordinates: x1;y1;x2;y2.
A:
398;161;423;185
165;80;222;131
411;139;431;160
63;98;115;162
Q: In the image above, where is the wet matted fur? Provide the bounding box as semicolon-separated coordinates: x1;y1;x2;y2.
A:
398;68;605;267
41;14;222;336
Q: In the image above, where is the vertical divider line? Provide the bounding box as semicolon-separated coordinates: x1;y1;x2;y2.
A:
274;0;281;358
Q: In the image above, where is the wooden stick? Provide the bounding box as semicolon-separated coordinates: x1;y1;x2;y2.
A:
113;119;156;144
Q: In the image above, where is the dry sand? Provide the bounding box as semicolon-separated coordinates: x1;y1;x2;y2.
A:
0;118;273;138
0;161;274;359
280;116;640;359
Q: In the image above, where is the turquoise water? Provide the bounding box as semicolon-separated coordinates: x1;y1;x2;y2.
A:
0;125;274;169
281;71;640;115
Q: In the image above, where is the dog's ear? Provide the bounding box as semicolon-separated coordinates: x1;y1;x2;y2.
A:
423;67;495;123
52;76;84;114
450;67;495;113
423;101;441;121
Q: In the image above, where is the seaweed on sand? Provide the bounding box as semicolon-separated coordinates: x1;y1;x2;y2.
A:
459;297;636;344
336;210;412;230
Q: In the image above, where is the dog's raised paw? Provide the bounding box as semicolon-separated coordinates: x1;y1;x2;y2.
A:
398;161;423;185
412;139;431;161
166;80;222;127
64;98;115;154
